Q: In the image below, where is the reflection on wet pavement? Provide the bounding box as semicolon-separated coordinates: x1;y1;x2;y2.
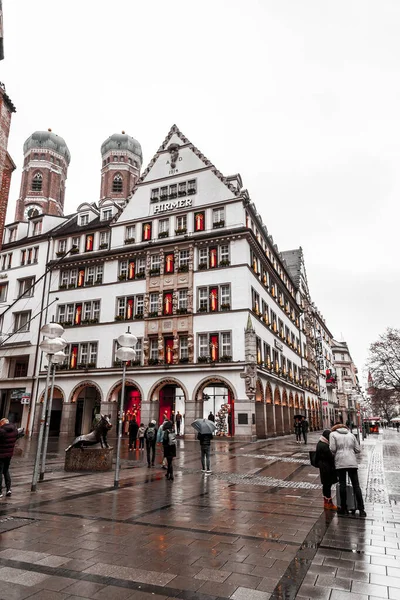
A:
0;429;398;600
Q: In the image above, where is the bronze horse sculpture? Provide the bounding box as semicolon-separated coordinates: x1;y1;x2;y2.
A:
65;414;112;452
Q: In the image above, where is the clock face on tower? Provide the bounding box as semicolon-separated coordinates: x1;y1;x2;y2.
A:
24;205;42;219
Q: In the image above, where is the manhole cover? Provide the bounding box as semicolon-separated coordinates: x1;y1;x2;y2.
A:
0;517;34;534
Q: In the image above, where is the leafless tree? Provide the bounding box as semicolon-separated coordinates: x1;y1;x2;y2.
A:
368;387;400;421
367;328;400;391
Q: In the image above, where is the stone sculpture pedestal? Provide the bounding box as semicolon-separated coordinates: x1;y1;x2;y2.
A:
64;447;113;472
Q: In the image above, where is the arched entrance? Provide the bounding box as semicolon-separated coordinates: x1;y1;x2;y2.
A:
148;378;187;433
266;382;274;436
70;382;102;437
194;377;235;437
110;381;142;435
255;379;266;439
274;387;283;435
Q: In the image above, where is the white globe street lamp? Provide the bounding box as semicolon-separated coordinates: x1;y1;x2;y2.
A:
114;328;137;489
40;350;66;481
31;325;67;492
40;322;65;339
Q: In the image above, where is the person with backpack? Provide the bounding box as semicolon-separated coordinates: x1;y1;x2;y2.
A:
145;420;157;467
198;431;213;473
138;423;146;450
128;418;139;451
162;420;176;481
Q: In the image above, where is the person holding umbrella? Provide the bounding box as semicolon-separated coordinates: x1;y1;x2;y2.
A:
192;418;216;474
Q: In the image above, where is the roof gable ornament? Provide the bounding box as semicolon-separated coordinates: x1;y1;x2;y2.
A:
132;124;242;198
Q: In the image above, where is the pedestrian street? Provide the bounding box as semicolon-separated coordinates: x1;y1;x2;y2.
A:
0;428;399;600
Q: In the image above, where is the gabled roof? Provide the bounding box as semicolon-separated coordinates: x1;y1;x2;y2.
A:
134;124;241;197
281;248;302;289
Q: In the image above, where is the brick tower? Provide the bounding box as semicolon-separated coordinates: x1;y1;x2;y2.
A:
15;129;71;221
100;131;142;201
0;85;16;250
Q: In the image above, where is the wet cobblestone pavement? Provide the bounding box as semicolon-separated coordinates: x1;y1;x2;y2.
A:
0;428;399;599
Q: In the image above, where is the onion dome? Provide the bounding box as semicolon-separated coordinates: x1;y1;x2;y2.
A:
23;130;71;164
101;132;142;161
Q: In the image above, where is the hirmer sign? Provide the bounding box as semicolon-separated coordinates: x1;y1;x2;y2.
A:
153;198;193;214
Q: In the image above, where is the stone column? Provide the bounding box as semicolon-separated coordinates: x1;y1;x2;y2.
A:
184;401;199;439
59;402;76;437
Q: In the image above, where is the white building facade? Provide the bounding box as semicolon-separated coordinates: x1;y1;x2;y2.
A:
1;126;329;440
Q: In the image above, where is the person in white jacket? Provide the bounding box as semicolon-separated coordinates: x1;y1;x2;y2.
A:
329;423;366;517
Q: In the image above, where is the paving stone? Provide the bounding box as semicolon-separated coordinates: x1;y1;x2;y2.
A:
0;567;50;587
316;575;351;591
62;580;106;597
0;580;37;600
225;571;263;590
193;567;231;582
296;584;331;600
231;587;271;600
351;580;389;598
330;591;368;600
371;575;400;589
22;591;69;600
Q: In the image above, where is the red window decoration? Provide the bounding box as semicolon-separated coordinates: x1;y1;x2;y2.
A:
70;345;78;369
142;222;152;241
85;234;94;251
127;298;134;320
27;249;33;263
165;253;174;273
78;269;85;287
128;261;135;280
163;292;173;315
74;304;82;326
210;287;218;312
209;248;218;268
165;338;174;364
194;211;205;232
210;334;219;362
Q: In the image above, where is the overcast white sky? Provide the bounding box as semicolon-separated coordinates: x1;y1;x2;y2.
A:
2;0;399;381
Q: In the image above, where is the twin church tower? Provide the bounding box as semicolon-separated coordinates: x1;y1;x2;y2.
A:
15;129;143;221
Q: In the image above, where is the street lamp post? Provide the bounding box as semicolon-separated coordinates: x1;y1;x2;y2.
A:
31;323;67;492
39;350;66;481
114;328;137;489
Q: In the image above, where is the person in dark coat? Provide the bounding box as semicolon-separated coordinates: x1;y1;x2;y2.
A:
162;420;176;481
175;411;182;435
0;418;18;498
315;429;337;510
198;432;213;473
144;420;157;467
128;418;139;451
208;412;215;423
294;419;302;443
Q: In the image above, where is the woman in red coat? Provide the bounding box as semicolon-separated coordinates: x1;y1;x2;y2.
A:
0;418;18;498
